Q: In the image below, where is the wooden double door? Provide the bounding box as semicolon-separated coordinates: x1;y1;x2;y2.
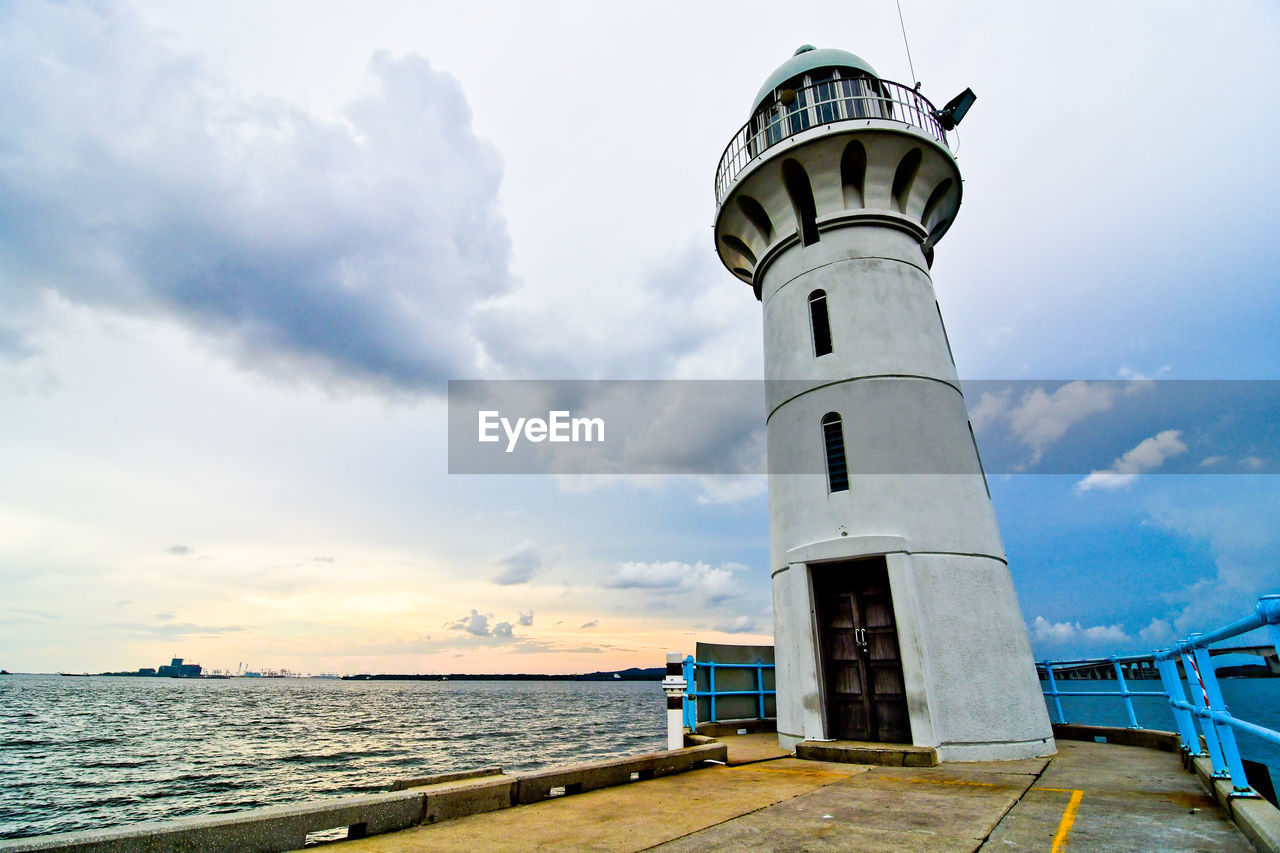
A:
813;558;911;743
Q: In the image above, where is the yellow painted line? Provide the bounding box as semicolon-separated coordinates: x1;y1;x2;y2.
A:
878;775;1001;789
1050;789;1084;853
732;765;845;779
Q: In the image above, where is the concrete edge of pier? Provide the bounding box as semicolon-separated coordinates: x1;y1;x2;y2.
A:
1051;723;1280;853
4;728;1278;853
1191;755;1280;852
0;744;728;853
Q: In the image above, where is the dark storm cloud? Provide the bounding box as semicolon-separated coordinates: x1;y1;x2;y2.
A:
0;4;515;390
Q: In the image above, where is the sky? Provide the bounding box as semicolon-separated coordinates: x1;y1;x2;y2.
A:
1;1;1278;675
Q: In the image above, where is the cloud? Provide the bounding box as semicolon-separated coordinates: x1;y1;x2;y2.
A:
1140;479;1280;634
1075;429;1187;492
448;609;491;636
694;475;767;506
617;381;765;475
1137;618;1176;645
580;620;598;629
115;620;250;639
1240;456;1265;471
1117;365;1171;381
713;615;758;634
518;610;534;627
0;4;515;391
1030;616;1130;646
471;242;757;382
605;560;742;604
166;544;194;555
1;608;58;623
0;324;35;363
492;541;542;586
975;381;1142;464
968;389;1013;434
444;609;524;643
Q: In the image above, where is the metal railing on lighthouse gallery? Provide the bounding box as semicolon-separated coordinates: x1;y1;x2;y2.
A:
715;77;951;206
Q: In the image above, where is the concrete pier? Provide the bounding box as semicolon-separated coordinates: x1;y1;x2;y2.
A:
331;737;1257;852
3;731;1275;851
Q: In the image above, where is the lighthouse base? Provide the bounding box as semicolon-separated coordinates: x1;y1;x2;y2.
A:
771;539;1055;763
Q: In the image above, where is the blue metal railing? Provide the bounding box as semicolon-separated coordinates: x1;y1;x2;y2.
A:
680;656;776;729
1039;594;1280;798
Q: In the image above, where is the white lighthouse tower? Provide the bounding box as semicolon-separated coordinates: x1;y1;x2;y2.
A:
714;46;1054;761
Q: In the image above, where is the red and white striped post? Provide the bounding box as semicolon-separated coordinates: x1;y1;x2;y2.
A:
661;651;688;750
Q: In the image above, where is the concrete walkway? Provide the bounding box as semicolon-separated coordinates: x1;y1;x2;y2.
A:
333;740;1250;852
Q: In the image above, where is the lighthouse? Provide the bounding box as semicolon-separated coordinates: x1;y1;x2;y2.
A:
714;46;1054;761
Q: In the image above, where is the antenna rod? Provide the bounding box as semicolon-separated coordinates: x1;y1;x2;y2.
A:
895;0;919;86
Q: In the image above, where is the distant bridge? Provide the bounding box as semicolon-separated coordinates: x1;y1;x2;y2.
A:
1209;644;1280;674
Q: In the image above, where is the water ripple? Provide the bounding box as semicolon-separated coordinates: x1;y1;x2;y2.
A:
0;676;666;840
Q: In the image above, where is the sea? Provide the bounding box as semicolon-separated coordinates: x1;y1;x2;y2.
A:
0;675;665;841
0;674;1276;842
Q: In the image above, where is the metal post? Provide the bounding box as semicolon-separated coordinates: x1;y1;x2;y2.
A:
755;660;765;720
708;661;718;724
1260;595;1280;665
1045;663;1065;724
1182;646;1229;778
1155;656;1202;756
662;652;688;751
1190;645;1253;793
682;655;696;729
1111;657;1140;729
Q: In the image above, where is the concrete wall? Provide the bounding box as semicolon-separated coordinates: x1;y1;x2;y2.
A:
0;745;728;853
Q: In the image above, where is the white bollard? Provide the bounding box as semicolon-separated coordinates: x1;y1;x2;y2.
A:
661;651;688;750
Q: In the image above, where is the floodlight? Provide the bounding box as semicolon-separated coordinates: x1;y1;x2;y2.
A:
935;88;976;130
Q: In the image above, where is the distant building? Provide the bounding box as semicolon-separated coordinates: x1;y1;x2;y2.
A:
156;657;202;677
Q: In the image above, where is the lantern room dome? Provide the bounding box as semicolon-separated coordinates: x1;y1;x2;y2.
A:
751;45;880;113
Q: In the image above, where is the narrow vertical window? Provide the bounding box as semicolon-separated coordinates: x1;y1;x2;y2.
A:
822;412;849;493
809;290;832;356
